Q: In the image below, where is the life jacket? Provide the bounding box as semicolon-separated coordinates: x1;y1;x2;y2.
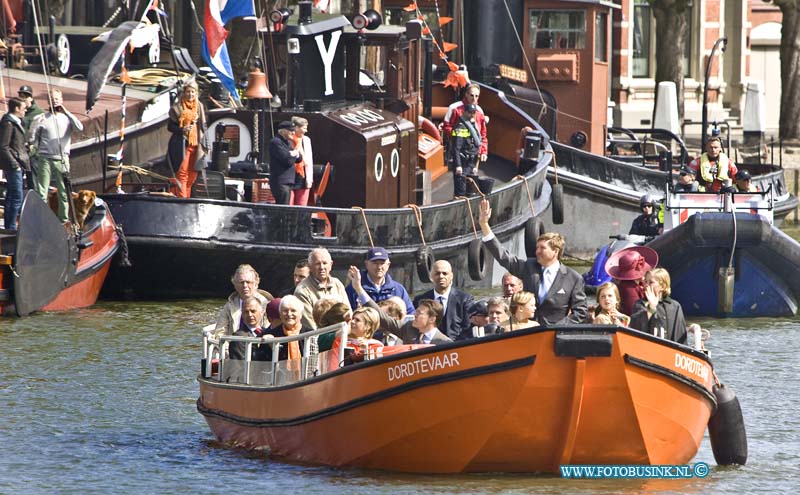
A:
699;152;731;184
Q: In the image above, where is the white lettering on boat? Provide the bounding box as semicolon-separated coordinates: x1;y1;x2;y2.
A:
314;30;342;96
340;109;385;126
387;352;461;381
674;353;709;381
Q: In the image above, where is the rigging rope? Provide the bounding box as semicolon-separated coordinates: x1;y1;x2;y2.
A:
352;207;375;248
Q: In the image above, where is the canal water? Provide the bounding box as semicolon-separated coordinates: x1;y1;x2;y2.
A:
2;297;798;494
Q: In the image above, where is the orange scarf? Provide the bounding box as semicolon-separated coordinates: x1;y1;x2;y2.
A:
291;134;306;177
179;98;199;147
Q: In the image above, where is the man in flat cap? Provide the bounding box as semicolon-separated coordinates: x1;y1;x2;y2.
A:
268;120;302;204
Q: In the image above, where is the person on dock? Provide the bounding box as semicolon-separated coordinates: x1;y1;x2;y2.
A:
443;83;488;164
294;248;350;329
504;291;540;331
448;103;481;198
0;97;31;230
29;88;84;224
605;246;658;317
268;120;302;205
479;199;588;326
213;264;274;338
289;116;314;206
630;268;687;344
592;282;630;326
629;194;663;238
673;166;703;193
689;136;737;192
410;299;452;345
18;85;43;133
229;297;271;361
345;246;414;315
167;80;207;198
413;260;474;341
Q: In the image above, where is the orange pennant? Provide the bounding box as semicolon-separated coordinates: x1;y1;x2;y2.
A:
442;42;458;52
439;17;453;26
403;2;417;11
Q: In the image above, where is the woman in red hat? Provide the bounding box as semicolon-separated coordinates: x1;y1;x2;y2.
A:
604;246;659;316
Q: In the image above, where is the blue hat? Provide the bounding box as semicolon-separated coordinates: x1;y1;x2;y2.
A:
366;247;389;261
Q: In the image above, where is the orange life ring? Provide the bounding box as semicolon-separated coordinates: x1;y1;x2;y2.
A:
419;116;442;143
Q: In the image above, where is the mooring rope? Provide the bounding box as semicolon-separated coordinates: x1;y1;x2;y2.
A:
404;204;427;246
351;206;375;248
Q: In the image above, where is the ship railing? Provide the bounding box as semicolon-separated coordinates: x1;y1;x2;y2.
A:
202;322;349;386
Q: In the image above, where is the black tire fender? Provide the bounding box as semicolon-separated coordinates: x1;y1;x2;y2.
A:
552;183;564;224
416;246;435;283
467;238;488;281
524;217;545;258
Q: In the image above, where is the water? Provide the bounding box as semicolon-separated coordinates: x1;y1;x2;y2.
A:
2;298;799;494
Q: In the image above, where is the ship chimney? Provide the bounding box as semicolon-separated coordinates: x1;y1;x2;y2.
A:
299;1;313;25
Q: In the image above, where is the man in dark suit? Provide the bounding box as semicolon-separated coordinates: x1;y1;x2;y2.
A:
410;299;452;344
412;260;474;340
229;297;270;361
479;200;587;326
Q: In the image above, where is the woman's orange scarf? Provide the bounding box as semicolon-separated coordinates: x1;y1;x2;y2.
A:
179;97;199;147
291;134;306;178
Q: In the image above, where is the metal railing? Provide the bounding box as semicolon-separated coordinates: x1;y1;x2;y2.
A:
202;323;349;386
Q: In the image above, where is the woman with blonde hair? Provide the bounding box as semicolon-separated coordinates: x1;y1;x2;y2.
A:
593;282;630;326
167;79;206;197
326;306;383;369
630;268;687;344
504;291;540;331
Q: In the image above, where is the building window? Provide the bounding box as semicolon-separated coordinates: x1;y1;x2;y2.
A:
632;0;650;77
530;10;586;50
595;13;608;62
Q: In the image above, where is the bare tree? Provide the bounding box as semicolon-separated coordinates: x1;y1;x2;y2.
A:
649;0;691;121
773;0;800;141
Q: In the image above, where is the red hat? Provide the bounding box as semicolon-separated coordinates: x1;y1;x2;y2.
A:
605;246;659;281
266;298;282;320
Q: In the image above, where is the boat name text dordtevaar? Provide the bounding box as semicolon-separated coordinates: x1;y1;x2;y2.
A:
387;352;461;381
674;353;709;381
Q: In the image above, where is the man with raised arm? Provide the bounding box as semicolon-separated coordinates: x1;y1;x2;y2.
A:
294;247;350;329
479;199;587;326
345;246;414;315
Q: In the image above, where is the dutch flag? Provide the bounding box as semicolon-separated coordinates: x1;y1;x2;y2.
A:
201;0;256;101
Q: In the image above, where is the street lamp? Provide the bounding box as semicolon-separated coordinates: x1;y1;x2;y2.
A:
701;37;727;151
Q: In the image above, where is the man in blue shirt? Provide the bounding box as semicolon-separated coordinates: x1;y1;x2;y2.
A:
346;246;415;314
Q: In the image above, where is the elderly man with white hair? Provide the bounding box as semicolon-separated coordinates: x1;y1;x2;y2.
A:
294;248;350;328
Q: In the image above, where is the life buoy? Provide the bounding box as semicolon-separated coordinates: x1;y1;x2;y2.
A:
552;183;564;224
419;115;442;143
467;238;488;281
524;217;545;258
416;246;435;283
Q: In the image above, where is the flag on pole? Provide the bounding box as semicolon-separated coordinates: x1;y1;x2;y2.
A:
201;0;256;101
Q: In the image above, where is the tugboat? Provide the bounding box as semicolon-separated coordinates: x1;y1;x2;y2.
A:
100;3;554;299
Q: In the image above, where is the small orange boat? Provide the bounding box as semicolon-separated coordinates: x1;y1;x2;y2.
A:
197;325;726;473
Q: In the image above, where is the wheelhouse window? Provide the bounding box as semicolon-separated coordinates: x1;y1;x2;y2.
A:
595;12;608;62
530;10;586;50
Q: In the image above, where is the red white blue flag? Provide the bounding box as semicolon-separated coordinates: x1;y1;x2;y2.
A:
201;0;256;101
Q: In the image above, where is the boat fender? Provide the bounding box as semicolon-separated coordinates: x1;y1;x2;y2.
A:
717;267;735;315
524;217;545;258
416;246;435;283
467;238;488;281
552;183;564;224
115;225;132;268
708;383;748;465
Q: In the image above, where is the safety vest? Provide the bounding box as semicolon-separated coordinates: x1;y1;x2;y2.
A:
452;128;471;138
699;152;731;184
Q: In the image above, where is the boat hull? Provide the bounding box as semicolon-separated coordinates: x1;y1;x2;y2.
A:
648;212;800;317
197;327;715;473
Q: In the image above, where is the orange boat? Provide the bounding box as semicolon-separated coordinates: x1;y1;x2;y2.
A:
197;324;723;473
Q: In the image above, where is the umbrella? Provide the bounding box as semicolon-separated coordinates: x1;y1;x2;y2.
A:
86;21;160;112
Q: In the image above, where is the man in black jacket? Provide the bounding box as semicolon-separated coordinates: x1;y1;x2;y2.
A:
268;121;302;204
412;260;474;340
0;97;31;230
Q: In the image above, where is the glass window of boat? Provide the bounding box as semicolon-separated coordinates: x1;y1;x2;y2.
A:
529;10;585;50
595;12;608;62
358;45;387;93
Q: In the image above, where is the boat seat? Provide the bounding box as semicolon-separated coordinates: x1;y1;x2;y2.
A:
191;171;227;200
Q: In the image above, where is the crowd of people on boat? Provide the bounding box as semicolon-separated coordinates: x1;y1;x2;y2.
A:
210;197;693;377
1;85;83;230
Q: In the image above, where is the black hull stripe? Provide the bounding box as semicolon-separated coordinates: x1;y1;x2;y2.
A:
198;355;536;428
624;354;717;412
